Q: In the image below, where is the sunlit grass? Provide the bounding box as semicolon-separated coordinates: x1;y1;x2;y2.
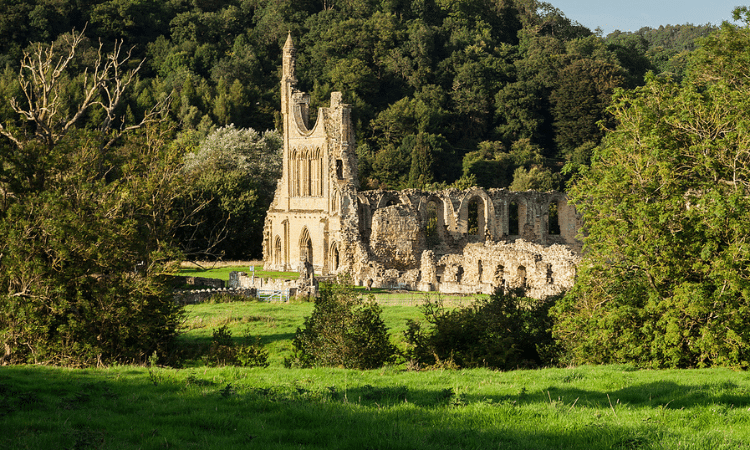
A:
178;265;299;281
177;264;481;306
4;300;750;449
2;364;749;450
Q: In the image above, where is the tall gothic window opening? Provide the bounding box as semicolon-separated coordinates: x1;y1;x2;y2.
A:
467;197;482;236
425;200;440;249
330;243;339;272
548;200;560;235
311;148;322;196
300;227;313;263
336;159;343;179
517;265;527;288
290;149;298;196
274;236;282;266
508;201;519;235
302;148;310;196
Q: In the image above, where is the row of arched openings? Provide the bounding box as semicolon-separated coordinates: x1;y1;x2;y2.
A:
477;260;528;287
424;197;562;243
290;147;323;197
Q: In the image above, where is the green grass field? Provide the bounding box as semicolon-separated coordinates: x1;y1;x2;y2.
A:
3;298;750;449
2;363;748;449
178;265;299;282
178;300;420;367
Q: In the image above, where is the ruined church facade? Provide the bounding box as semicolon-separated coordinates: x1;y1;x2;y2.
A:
262;36;582;298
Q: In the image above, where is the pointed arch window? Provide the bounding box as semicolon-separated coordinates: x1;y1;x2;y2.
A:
290;148;298;196
329;242;340;272
274;236;282;266
508;201;519;235
300;227;313;263
548;200;561;235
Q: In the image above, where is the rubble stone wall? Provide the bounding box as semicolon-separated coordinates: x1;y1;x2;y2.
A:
173;288;257;305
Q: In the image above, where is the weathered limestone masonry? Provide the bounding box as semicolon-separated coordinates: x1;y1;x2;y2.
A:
262;35;583;299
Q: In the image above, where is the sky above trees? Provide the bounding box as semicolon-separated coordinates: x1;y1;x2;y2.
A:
551;0;741;35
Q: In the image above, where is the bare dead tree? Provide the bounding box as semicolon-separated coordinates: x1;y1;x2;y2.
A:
0;28;169;153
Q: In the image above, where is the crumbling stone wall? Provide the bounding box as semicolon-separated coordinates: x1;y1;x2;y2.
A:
262;36;583;299
368;204;422;270
173;287;257;305
173;276;225;289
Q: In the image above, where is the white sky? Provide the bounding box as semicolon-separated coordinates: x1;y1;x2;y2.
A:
548;0;743;35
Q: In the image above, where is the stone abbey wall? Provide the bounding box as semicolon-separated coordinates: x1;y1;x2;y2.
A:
262;35;582;298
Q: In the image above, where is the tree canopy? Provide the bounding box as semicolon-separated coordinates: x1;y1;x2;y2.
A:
0;0;714;198
553;9;750;368
0;30;185;366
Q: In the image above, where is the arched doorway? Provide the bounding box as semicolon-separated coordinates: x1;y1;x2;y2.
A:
274;236;282;266
548;200;561;235
517;265;527;288
467;197;484;236
329;242;340;272
424;199;443;249
508;201;519;235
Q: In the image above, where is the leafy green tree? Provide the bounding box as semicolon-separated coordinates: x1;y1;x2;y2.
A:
180;125;282;259
553;12;750;368
370;142;411;189
510;166;561;192
550;57;623;157
406;132;456;188
461;141;514;188
0;0;646;195
0;31;185;366
604;32;654;88
405;288;559;370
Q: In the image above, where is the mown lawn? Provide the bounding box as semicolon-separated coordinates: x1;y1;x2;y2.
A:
176;264;481;306
177;299;421;367
3;299;749;449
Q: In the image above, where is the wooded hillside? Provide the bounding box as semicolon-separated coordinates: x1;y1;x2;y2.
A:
0;0;716;193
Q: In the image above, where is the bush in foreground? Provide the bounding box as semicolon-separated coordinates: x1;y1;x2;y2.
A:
288;282;397;369
404;288;559;370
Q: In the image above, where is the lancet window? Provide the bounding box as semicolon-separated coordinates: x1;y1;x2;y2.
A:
290;146;323;197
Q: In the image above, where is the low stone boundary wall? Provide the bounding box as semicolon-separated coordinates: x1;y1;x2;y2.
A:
173;287;257;305
173;275;225;289
228;271;299;291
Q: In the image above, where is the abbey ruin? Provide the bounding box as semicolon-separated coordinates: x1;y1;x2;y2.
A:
261;35;583;299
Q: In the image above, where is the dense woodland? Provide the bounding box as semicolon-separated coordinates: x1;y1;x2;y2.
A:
0;0;717;191
0;0;718;259
1;0;748;368
0;1;721;259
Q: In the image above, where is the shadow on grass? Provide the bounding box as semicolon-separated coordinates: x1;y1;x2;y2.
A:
456;380;750;412
1;366;748;450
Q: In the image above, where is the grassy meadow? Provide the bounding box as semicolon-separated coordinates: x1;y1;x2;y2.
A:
2;361;749;449
178;263;298;283
3;277;750;449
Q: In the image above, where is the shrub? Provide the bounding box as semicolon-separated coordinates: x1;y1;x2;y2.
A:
206;325;269;367
404;289;560;370
288;282;397;369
